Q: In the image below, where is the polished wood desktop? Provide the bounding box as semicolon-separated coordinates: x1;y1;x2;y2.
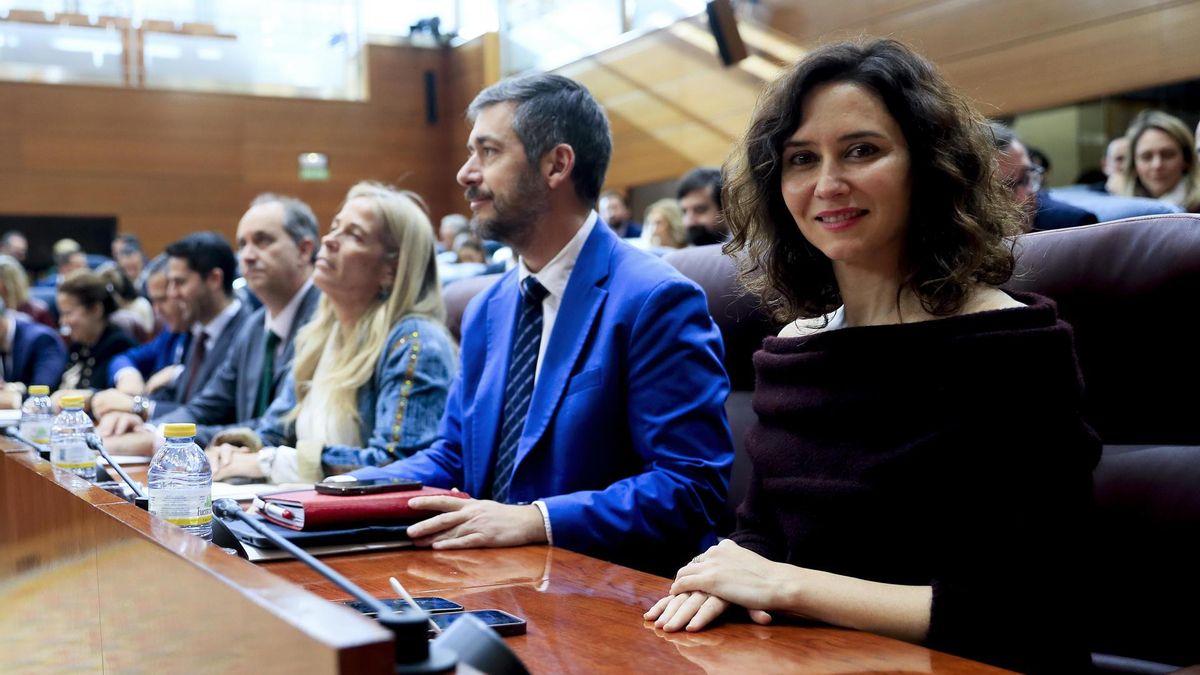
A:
2;446;1010;673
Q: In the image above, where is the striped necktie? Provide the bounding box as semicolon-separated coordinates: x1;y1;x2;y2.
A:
490;276;548;503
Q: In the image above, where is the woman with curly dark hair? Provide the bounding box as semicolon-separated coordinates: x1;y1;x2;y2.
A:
646;39;1099;673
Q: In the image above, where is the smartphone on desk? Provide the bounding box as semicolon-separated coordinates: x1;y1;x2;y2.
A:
341;597;464;616
314;476;422;496
429;609;527;638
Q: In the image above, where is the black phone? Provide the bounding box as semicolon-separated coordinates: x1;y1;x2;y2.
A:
341;597;464;616
429;609;527;638
314;476;423;496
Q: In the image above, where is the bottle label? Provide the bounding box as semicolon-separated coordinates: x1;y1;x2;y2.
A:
20;421;51;446
51;439;93;470
148;487;213;527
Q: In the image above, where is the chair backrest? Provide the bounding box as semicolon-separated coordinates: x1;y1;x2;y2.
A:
661;244;778;392
1007;214;1200;669
1005;214;1200;445
442;274;501;342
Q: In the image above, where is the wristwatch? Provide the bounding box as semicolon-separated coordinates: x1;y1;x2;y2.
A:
131;395;150;421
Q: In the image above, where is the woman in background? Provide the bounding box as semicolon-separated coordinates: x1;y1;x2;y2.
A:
0;255;57;331
1121;110;1200;212
646;39;1099;674
57;270;136;391
643;198;687;249
207;182;457;484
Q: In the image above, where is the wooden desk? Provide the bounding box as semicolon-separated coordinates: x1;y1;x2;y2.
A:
3;447;1010;673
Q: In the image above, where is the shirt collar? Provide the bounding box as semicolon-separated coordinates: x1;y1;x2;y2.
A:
195;298;242;342
265;277;313;340
517;211;597;301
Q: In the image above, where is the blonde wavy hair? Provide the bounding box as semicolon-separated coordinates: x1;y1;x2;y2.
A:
0;255;32;308
287;182;447;440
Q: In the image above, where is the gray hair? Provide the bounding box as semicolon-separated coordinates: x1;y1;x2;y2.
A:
467;73;612;207
440;213;470;238
250;193;320;261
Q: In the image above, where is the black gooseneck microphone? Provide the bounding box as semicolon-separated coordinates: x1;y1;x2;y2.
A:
2;425;49;458
86;436;147;500
212;498;476;674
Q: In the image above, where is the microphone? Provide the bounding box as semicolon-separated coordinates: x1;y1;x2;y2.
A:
86;436;146;501
213;497;508;667
2;425;49;459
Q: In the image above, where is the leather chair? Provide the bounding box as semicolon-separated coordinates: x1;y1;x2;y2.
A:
1006;214;1200;672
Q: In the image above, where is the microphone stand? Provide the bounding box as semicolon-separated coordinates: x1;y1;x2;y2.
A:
87;436;147;504
3;425;49;459
212;498;459;674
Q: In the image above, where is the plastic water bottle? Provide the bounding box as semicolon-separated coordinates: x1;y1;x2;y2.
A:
50;394;97;478
147;423;213;541
19;385;54;449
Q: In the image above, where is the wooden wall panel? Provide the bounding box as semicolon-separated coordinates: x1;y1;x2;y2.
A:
0;43;474;260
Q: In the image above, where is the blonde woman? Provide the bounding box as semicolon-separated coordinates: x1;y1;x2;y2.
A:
643;198;688;249
1120;110;1200;212
0;254;57;331
208;182;457;483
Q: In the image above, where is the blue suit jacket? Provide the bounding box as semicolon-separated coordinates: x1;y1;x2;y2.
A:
10;316;68;387
1033;192;1099;231
107;329;191;386
359;222;733;574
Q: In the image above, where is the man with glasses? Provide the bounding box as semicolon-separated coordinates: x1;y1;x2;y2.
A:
990;123;1097;232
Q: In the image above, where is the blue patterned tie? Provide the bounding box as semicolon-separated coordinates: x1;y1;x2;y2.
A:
491;276;548;503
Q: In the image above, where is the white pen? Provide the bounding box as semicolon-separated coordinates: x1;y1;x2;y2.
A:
390;576;441;634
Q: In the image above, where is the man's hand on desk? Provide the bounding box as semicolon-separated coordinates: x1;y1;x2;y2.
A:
97;411;144;436
405;496;547;549
91;389;135;419
207;444;263;481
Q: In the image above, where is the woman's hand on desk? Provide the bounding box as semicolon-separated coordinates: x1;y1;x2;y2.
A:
646;539;781;632
207;444;262;481
405;496;547;549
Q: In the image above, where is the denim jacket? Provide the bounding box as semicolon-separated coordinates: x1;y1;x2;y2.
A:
255;315;457;477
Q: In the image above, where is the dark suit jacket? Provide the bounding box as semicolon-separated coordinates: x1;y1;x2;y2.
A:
155;284;320;446
1034;192;1099;231
358;222;733;574
8;316;68;387
151;300;254;415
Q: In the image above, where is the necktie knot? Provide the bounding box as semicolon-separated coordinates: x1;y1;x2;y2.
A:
521;277;548;305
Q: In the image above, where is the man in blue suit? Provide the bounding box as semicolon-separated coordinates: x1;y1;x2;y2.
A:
356;74;733;574
0;298;67;393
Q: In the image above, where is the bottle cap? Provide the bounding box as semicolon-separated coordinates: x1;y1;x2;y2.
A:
163;423;197;438
28;385;50;396
59;395;85;409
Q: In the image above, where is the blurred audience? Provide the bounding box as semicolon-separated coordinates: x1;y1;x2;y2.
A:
990;123;1097;231
1102;136;1130;194
56;270;137;391
439;213;471;255
0;254;57;331
600;191;642;238
106;255;190;394
677;167;727;245
37;239;87;288
1120;110;1200;212
0;231;28;265
112;234;148;286
98;263;155;342
643;198;687;249
0;296;67;406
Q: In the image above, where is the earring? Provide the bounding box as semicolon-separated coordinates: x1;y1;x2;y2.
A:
378;286;391;301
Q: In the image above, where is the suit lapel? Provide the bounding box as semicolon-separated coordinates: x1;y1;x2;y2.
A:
515;225;614;468
469;273;520;494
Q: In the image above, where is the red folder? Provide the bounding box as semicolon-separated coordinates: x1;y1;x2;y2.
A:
258;487;469;531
